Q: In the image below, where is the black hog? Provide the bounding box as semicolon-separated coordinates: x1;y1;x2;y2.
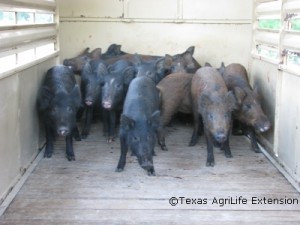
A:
101;43;127;60
37;65;82;161
190;67;236;166
134;54;183;84
80;60;107;138
101;59;136;142
116;76;161;176
222;63;271;152
156;72;194;150
63;48;102;75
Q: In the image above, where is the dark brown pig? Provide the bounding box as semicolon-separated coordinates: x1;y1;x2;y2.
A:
172;46;201;73
190;67;236;166
63;48;102;75
156;72;194;150
222;63;271;152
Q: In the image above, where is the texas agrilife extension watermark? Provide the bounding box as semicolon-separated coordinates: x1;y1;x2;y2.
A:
169;196;299;207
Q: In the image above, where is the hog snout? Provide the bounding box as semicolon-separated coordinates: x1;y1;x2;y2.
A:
254;119;271;133
214;131;227;143
141;161;154;171
63;59;69;66
57;127;70;136
102;100;112;109
84;99;93;106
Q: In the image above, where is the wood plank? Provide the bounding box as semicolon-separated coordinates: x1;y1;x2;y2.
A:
0;121;300;224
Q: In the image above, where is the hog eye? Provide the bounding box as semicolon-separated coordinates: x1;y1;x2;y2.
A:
115;84;121;89
224;113;230;119
67;106;73;113
208;113;213;120
132;136;139;142
51;107;57;114
244;104;251;110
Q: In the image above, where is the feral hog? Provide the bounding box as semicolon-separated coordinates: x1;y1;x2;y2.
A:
63;48;102;75
37;65;82;161
116;76;161;176
191;67;236;166
80;60;107;139
156;72;194;150
101;59;136;142
222;63;271;152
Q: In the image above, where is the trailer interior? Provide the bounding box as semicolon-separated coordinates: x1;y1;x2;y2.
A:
0;0;300;224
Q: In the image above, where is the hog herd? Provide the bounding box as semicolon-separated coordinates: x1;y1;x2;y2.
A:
37;44;271;176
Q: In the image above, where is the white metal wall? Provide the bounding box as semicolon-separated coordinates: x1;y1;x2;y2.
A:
0;57;59;203
59;0;253;68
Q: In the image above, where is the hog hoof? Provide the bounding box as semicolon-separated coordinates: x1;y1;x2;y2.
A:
74;135;81;141
81;134;88;139
67;154;75;161
253;146;261;153
44;151;53;158
206;161;215;167
147;169;156;176
160;145;168;151
115;168;124;172
107;137;115;143
225;153;232;158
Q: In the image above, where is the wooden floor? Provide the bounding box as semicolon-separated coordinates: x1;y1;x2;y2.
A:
1;121;300;224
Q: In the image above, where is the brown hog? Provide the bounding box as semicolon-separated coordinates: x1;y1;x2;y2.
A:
63;48;102;75
190;67;236;167
222;63;271;152
156;72;194;150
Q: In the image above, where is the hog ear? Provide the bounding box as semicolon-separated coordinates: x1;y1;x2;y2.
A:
204;62;212;67
183;52;195;70
199;93;212;109
90;48;102;59
186;46;195;55
253;83;261;101
79;47;90;56
123;66;136;86
218;62;225;75
155;57;169;78
233;87;246;106
37;87;53;111
97;62;107;75
134;54;143;66
156;86;163;107
71;84;82;109
82;61;92;75
226;91;237;111
163;54;173;71
121;114;135;130
149;110;161;130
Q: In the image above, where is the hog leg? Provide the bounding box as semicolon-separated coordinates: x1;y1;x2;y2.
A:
157;125;168;151
73;125;81;141
189;110;200;146
107;110;117;143
222;138;233;158
44;122;54;158
65;134;75;161
246;126;261;153
205;132;215;167
81;106;93;139
116;133;128;172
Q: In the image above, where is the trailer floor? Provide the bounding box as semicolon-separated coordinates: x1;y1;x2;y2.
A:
0;121;300;225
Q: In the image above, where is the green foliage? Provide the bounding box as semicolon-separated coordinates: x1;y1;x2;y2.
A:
291;18;300;31
258;19;281;30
